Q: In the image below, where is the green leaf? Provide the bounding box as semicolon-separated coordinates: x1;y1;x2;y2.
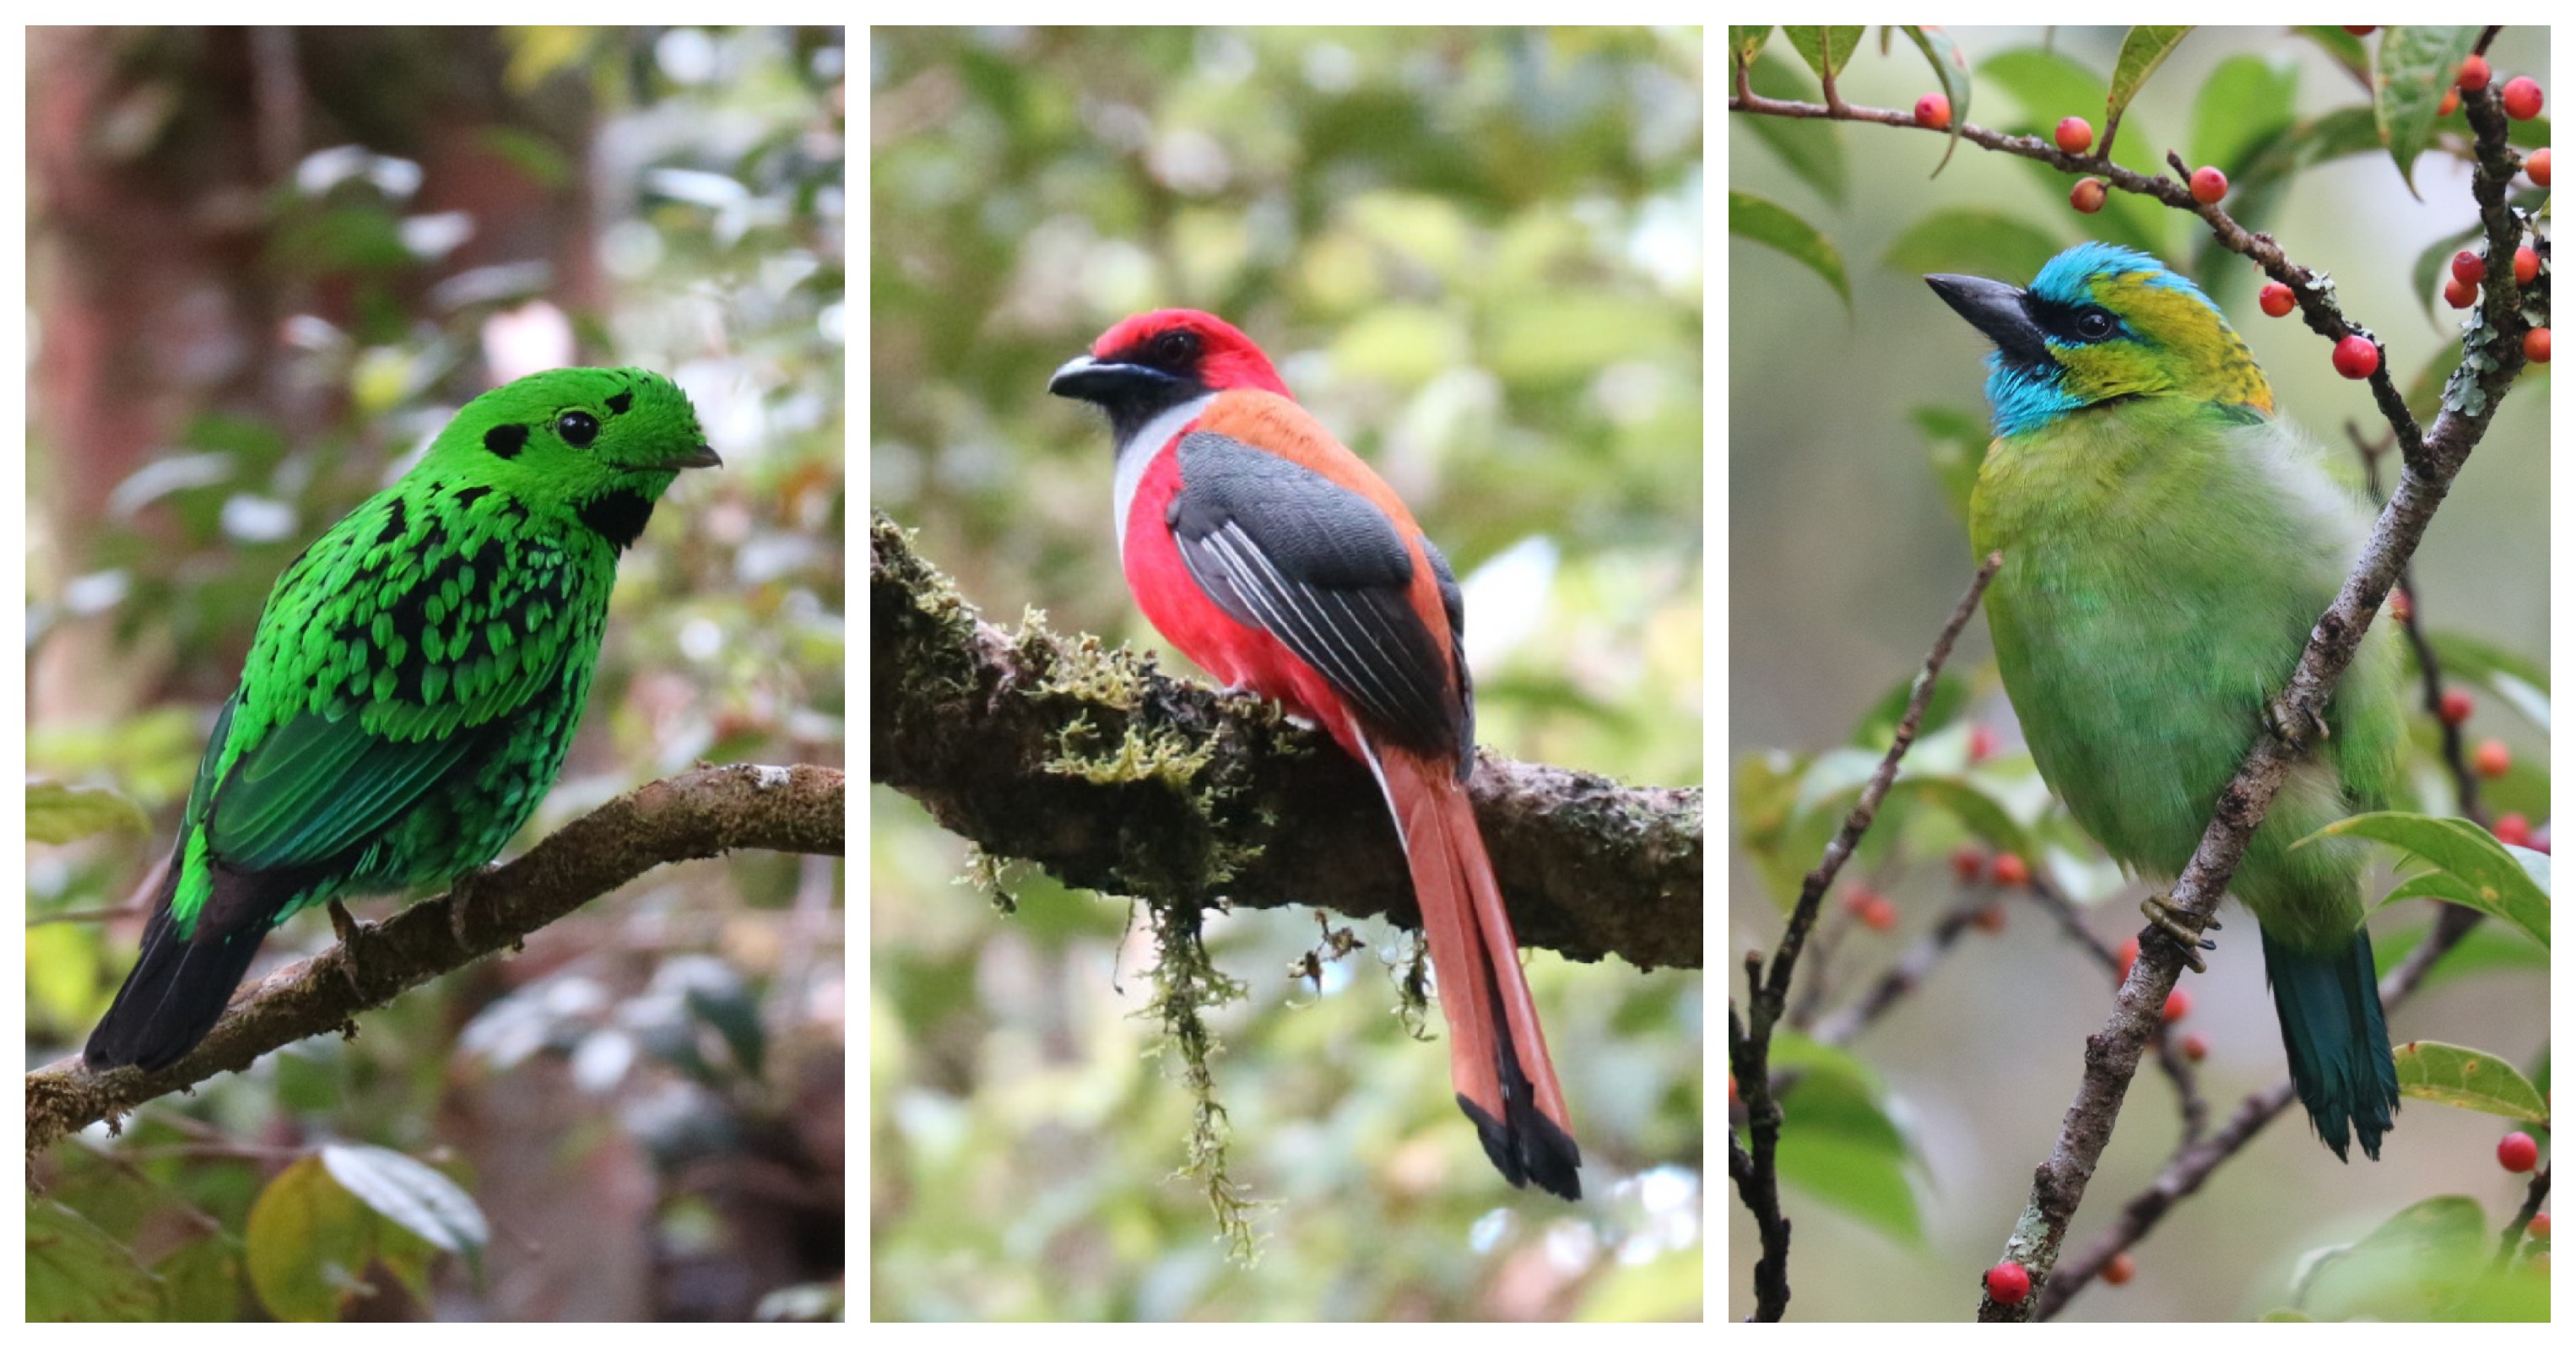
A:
2423;630;2550;696
1744;52;1848;205
2308;810;2550;948
2294;25;2373;89
1783;26;1867;87
247;1155;376;1322
2290;1195;2540;1321
26;1199;160;1321
153;1237;246;1322
2392;1040;2551;1122
1900;25;1973;176
2105;26;2193;147
1882;209;2066;289
1885;778;2033;860
2189;54;2299;176
1768;1034;1924;1242
26;779;151;845
1980;47;2169;257
2370;915;2548;989
1729;26;1772;72
1850;668;1967;751
1912;404;1989;527
2373;26;2482;196
1730;190;1849;309
320;1145;490;1281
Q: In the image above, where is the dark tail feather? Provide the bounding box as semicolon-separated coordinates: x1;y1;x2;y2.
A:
84;878;271;1072
2261;924;2399;1161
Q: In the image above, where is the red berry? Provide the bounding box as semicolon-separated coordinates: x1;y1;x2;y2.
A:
2070;177;2107;214
2530;1213;2552;1241
1915;93;1951;130
1859;895;1898;933
2117;935;2140;981
2528;148;2551;187
2259;282;2296;317
1973;904;2008;934
2332;334;2379;379
1985;1261;2032;1305
2525;328;2551;363
1993;852;2031;887
2104;1251;2138;1285
1952;845;1988;884
2189;165;2227;204
2502;76;2544;121
2453;251;2487;285
2181;1032;2209;1063
2475;739;2512;778
2054;116;2094;154
1729;1072;1739;1104
2439;88;2461;118
1843;886;1878;916
2498;1130;2540;1173
2162;988;2193;1024
1968;723;1999;763
2389;589;2412;623
2440;687;2475;724
2494;813;2533;847
2514;246;2540;284
2459;55;2492;94
2444;277;2479;309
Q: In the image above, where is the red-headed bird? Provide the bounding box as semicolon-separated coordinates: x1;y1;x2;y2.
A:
1050;309;1581;1199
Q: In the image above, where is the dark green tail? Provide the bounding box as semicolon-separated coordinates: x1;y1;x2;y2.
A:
84;863;274;1073
2260;925;2399;1161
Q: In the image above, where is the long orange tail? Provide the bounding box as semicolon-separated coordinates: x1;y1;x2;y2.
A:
1376;746;1581;1199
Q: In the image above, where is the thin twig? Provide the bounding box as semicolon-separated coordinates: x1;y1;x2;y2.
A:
1730;551;2002;1321
1809;897;1984;1048
2492;1163;2552;1273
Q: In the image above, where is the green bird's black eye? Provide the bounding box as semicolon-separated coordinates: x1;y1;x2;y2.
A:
556;411;600;447
2074;310;2118;341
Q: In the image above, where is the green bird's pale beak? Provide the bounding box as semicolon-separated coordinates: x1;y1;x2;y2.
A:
1927;272;2051;368
657;444;723;470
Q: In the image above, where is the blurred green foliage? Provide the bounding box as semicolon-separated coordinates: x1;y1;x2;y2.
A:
873;25;1702;1320
27;26;843;1321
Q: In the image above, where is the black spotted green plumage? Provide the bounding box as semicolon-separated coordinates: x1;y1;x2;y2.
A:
84;367;718;1072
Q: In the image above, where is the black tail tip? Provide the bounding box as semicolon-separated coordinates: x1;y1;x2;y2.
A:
1460;1094;1583;1200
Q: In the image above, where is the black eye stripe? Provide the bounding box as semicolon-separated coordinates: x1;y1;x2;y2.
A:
484;424;530;458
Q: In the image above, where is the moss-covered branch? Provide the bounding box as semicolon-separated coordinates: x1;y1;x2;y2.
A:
27;763;845;1155
870;513;1702;972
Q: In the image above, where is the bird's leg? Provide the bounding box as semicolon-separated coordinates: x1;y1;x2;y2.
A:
2139;893;2219;974
327;900;371;996
2266;696;2330;747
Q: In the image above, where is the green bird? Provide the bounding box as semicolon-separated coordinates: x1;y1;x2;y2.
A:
1928;244;2405;1160
84;367;719;1072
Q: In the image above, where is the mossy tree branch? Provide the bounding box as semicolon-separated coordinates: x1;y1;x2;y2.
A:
26;763;846;1156
869;513;1702;972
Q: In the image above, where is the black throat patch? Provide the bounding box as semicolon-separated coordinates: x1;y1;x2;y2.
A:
577;489;657;550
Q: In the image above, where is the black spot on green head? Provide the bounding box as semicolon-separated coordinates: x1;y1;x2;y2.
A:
577;489;656;550
606;390;634;416
484;424;530;458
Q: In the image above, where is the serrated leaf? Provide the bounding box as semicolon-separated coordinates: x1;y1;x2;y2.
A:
321;1145;489;1280
25;1199;160;1321
1900;25;1972;176
1783;25;1867;86
2189;54;2299;176
1882;209;2065;290
2106;26;2192;144
2393;1040;2551;1122
2373;26;2483;196
2311;810;2550;948
27;779;152;845
1744;52;1848;205
1730;190;1848;308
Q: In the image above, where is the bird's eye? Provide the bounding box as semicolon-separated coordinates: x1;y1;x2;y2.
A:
556;411;600;447
1151;329;1202;366
2074;311;2119;341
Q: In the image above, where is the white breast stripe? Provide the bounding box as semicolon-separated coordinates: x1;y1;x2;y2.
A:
1113;393;1216;550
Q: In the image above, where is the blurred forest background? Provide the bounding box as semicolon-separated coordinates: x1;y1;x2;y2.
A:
1731;26;2547;1320
25;27;846;1321
872;27;1704;1320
